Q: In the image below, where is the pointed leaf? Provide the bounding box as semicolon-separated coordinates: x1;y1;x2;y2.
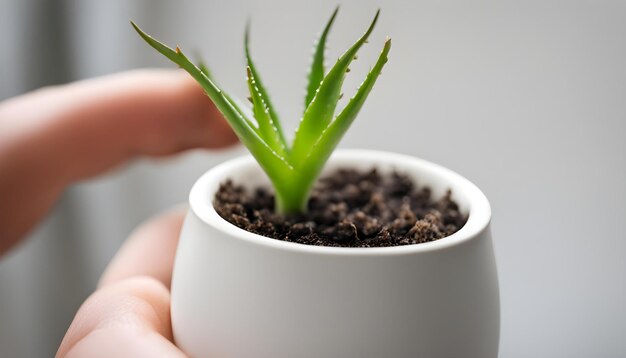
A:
304;6;339;109
131;21;293;180
290;10;380;167
301;38;391;180
194;53;259;132
246;67;286;156
195;54;259;134
245;25;289;149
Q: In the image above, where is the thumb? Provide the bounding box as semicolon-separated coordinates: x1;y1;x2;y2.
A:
57;277;186;358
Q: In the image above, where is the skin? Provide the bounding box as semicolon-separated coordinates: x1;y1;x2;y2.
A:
0;69;239;357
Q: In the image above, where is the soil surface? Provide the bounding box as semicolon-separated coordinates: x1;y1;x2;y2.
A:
214;168;467;247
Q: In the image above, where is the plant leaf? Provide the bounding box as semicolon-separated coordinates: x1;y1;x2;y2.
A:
304;6;339;109
195;54;260;134
301;38;391;180
224;92;261;136
131;21;293;179
246;67;286;156
245;24;289;150
194;53;259;133
195;53;213;80
290;10;380;167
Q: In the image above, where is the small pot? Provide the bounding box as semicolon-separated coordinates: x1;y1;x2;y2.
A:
171;149;499;358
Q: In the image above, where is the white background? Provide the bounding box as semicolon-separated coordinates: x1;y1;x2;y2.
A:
1;0;625;356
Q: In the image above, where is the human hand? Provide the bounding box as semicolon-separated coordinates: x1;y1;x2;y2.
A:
57;208;188;357
0;70;239;356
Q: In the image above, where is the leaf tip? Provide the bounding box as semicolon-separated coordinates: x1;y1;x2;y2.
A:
244;19;252;47
330;5;340;20
130;21;144;36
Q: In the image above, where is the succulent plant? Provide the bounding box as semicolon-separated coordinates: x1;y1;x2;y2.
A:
132;7;391;214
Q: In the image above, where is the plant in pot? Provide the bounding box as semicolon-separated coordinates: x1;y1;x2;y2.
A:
133;7;499;358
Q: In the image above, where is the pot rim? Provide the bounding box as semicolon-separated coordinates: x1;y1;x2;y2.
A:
188;149;491;256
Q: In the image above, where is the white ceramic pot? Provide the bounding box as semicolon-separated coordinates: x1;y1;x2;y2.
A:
171;149;499;358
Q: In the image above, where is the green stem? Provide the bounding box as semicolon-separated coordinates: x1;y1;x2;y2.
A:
274;189;308;214
272;173;317;214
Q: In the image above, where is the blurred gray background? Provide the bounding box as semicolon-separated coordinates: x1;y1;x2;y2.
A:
1;0;625;357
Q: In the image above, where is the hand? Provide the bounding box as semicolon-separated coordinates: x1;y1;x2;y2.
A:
57;208;188;357
0;70;239;356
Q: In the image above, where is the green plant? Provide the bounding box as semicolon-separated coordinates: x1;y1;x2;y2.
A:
132;7;391;214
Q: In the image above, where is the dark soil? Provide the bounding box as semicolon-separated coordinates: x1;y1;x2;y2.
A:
214;168;467;247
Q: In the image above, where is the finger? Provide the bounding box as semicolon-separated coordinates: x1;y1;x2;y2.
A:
99;207;186;289
59;208;188;357
57;276;186;358
0;69;237;253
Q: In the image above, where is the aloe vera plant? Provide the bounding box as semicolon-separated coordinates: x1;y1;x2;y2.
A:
132;8;391;214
